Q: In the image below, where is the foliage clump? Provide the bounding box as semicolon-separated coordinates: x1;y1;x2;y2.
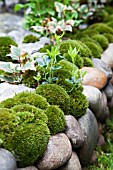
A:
107;21;113;29
0;36;18;61
91;34;109;50
0;108;50;168
0;98;17;108
36;84;70;114
13;91;49;110
12;104;48;124
39;44;52;53
22;34;39;43
45;105;66;135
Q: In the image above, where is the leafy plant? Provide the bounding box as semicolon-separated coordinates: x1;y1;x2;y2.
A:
66;45;86;92
0;45;36;83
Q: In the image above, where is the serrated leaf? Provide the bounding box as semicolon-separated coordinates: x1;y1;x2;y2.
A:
7;45;21;61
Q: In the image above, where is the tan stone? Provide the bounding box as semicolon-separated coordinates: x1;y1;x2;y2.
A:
81;67;107;89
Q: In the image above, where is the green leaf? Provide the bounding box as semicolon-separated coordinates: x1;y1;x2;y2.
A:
36;55;50;67
74;20;83;27
51;66;62;71
0;62;13;73
7;45;21;61
0;75;15;83
54;2;66;13
21;62;36;72
14;4;25;12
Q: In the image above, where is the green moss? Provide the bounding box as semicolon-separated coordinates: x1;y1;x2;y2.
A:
13;91;49;110
36;84;70;114
39;44;52;53
45;105;66;135
0;98;17;108
0;36;18;62
80;37;103;53
82;29;99;37
104;6;113;14
74;30;89;40
91;34;109;50
0;108;50;168
106;14;113;22
89;23;113;34
22;34;39;43
107;21;113;29
64;53;84;68
69;89;88;118
54;68;72;80
103;33;113;43
57;60;77;72
12;104;48;124
84;42;102;59
59;40;93;59
83;57;94;67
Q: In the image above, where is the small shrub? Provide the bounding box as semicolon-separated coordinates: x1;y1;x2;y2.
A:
0;36;18;61
91;34;109;50
22;34;39;43
13;91;49;110
12;104;48;124
36;84;70;114
45;105;66;135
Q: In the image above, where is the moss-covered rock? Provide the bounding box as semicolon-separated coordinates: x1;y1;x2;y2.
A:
0;108;50;168
54;68;72;81
22;34;39;43
89;23;113;34
12;104;48;124
103;33;113;43
84;42;102;59
13;91;49;110
0;36;18;61
59;40;93;59
74;31;89;40
45;105;66;135
82;29;99;37
36;84;70;114
91;34;109;50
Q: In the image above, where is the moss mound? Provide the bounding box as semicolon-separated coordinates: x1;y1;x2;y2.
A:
12;104;48;124
0;36;18;61
91;34;109;50
83;57;93;67
107;21;113;29
59;40;93;59
69;89;88;118
13;91;49;110
22;34;39;43
82;29;99;37
84;42;102;59
36;84;70;114
57;60;77;72
103;33;113;43
0;98;17;108
0;108;50;168
45;105;66;135
89;23;113;34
